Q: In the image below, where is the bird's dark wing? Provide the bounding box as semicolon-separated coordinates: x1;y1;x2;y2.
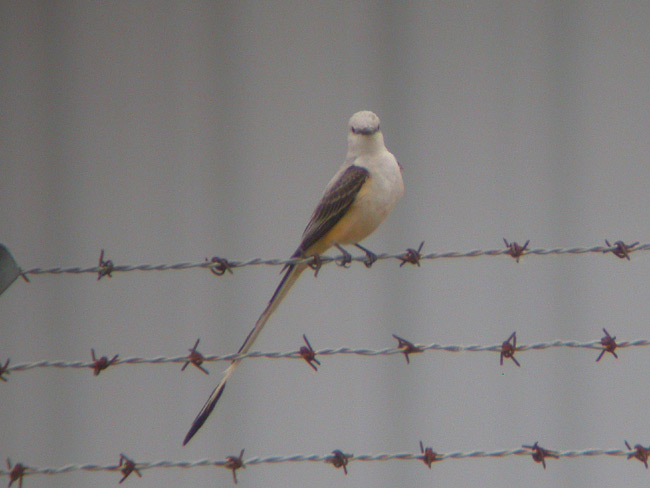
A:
294;164;369;256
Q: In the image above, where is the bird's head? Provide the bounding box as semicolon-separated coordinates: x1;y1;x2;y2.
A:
349;110;380;135
347;111;384;156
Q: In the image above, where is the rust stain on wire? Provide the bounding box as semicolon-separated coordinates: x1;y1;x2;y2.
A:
392;334;423;364
500;332;520;367
6;459;26;488
399;241;425;267
97;249;114;280
0;359;10;382
625;441;649;469
503;238;530;263
299;335;321;371
224;449;246;484
326;450;351;475
522;442;559;469
90;349;119;376
596;329;619;362
207;256;234;276
181;339;209;375
118;454;142;484
419;441;439;469
604;240;638;260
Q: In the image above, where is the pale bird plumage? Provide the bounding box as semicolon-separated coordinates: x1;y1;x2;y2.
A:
183;110;404;445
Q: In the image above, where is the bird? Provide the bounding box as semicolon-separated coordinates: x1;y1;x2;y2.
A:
183;110;404;445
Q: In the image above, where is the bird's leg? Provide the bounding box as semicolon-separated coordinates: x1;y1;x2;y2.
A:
334;243;352;268
355;243;377;268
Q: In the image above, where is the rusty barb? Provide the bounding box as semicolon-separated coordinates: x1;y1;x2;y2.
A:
596;328;619;362
419;441;439;469
299;334;321;371
500;332;520;367
6;459;27;488
0;358;10;382
392;334;423;364
503;239;529;263
625;441;649;469
224;449;246;484
327;450;351;475
522;442;559;469
399;241;425;267
604;240;638;261
181;338;209;375
97;249;114;280
207;256;234;276
118;454;142;484
90;349;119;376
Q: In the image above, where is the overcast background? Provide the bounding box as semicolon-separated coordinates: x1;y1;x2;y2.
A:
2;2;650;487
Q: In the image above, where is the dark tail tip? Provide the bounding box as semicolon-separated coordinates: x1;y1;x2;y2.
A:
182;381;227;446
183;425;199;446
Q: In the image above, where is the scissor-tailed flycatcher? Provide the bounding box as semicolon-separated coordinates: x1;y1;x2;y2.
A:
183;110;404;445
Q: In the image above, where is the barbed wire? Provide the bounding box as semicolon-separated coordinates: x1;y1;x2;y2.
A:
17;240;650;278
1;333;645;377
3;243;649;485
1;446;646;484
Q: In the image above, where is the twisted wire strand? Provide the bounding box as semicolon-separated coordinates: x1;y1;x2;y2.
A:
20;242;650;276
0;448;636;477
5;338;649;373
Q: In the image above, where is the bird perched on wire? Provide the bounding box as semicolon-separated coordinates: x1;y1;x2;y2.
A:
184;110;404;444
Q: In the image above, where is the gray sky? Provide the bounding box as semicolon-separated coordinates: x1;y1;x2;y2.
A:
2;2;650;487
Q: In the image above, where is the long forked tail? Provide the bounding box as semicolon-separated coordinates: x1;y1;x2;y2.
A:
183;263;307;445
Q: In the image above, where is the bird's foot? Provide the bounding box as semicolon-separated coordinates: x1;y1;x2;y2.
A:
334;244;352;268
355;243;377;268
